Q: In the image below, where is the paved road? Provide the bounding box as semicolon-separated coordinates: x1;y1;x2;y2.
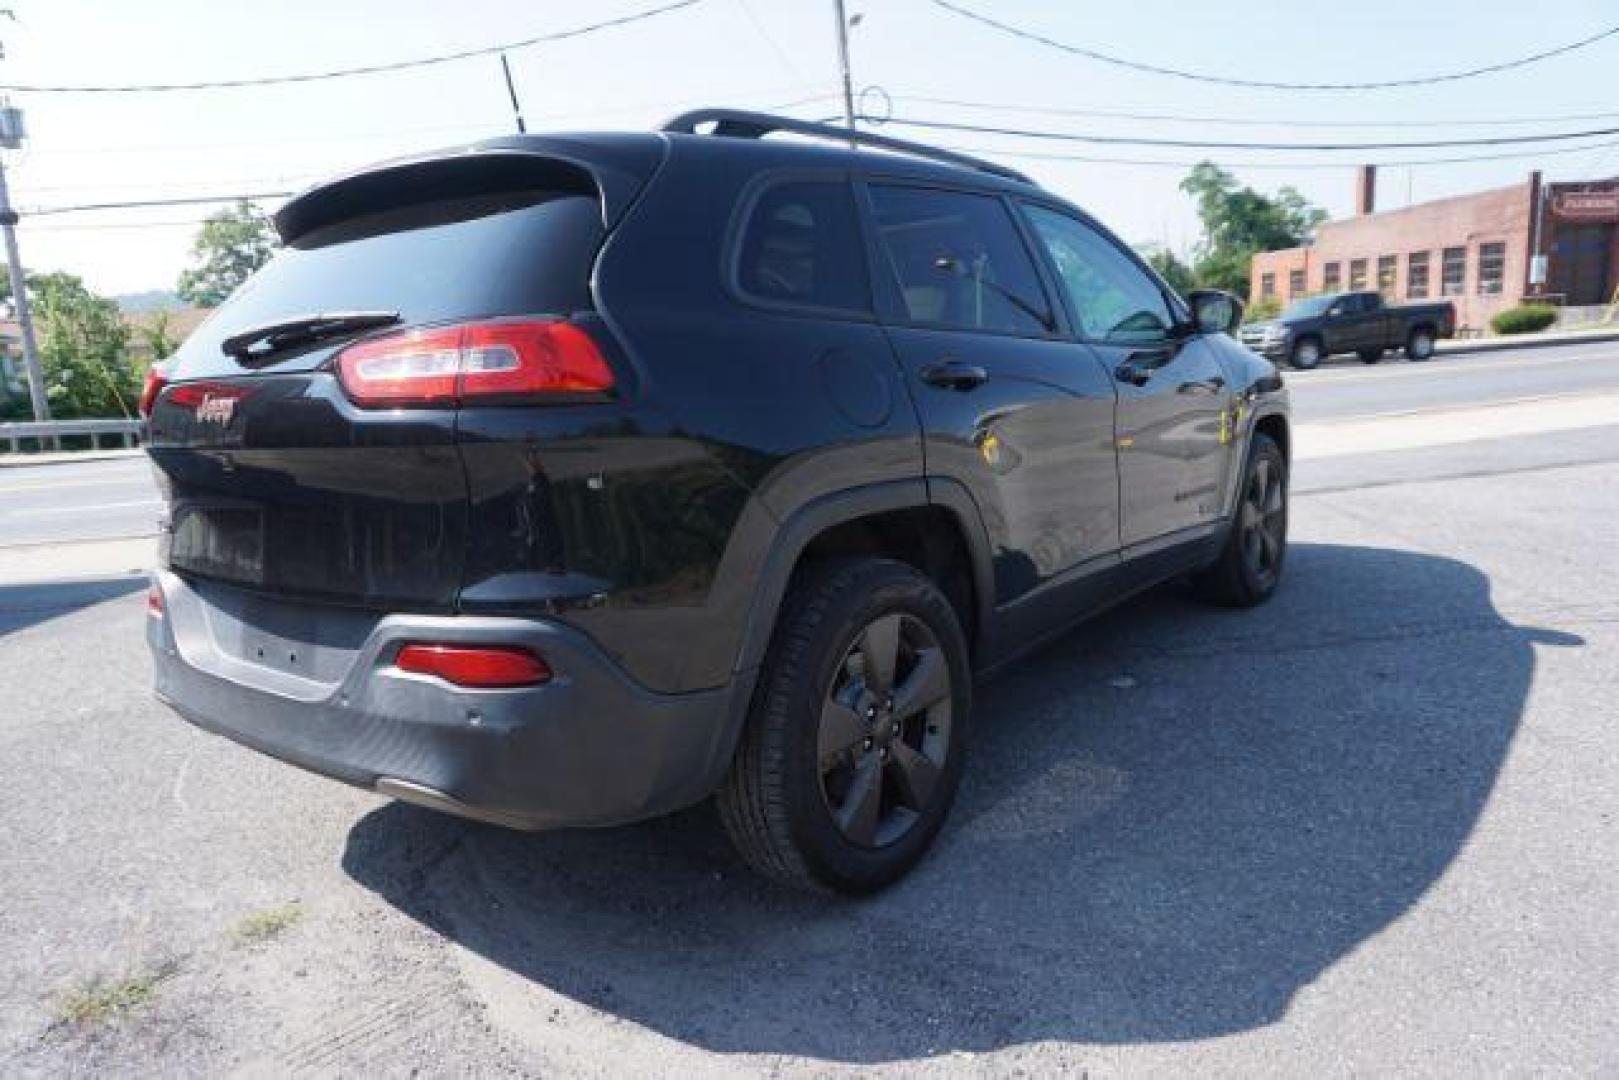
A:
2;342;1618;1074
3;337;1618;548
0;455;160;547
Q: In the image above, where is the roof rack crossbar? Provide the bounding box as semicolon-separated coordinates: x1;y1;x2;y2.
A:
660;108;1034;185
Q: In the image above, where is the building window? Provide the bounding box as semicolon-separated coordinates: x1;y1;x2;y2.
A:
1260;272;1276;299
1442;246;1467;295
1377;255;1397;293
1288;269;1306;297
1478;242;1506;295
1323;262;1341;291
1407;252;1430;299
1349;259;1368;290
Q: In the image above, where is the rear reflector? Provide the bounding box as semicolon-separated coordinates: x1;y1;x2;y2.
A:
395;643;552;688
336;319;613;407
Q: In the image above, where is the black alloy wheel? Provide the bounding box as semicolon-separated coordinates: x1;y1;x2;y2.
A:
1238;451;1287;592
816;612;953;848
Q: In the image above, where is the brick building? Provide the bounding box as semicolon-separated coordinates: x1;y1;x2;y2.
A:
1250;167;1619;332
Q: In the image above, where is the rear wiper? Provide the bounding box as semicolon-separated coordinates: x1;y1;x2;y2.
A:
221;311;401;363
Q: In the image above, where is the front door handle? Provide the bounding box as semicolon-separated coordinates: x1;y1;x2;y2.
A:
1177;375;1226;395
1115;348;1172;387
920;360;989;391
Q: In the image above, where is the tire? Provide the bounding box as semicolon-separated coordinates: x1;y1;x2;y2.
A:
1194;432;1287;608
1288;337;1323;370
717;557;971;894
1405;327;1436;361
1357;348;1384;364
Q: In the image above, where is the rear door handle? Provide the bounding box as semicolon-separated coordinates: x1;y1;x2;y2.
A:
919;360;989;391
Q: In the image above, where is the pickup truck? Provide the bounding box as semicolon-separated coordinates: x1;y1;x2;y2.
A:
1239;290;1456;370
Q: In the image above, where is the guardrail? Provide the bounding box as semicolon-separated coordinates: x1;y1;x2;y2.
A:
0;418;143;454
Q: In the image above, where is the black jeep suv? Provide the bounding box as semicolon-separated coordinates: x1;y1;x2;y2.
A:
144;111;1289;893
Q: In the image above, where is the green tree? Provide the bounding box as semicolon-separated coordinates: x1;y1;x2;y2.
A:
176;200;276;307
26;272;138;418
139;309;178;361
1180;162;1326;300
1138;244;1198;297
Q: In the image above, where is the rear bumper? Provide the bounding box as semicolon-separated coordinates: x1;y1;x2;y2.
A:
147;571;742;830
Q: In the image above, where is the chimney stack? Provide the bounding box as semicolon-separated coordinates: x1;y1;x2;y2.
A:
1355;165;1377;216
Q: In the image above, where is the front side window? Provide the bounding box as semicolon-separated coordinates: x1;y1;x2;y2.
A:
735;180;870;314
868;185;1052;335
1021;204;1173;344
1349;259;1368;291
1442;246;1467;295
1478;242;1506;295
1407;252;1430;298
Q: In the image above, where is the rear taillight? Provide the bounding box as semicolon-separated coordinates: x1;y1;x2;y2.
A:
146;582;164;617
138;364;169;418
395;643;552;688
335;319;614;407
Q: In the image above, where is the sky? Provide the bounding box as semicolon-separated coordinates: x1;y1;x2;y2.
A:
4;0;1619;299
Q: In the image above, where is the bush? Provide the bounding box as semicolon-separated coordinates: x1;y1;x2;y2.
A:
1490;305;1558;335
1245;296;1282;323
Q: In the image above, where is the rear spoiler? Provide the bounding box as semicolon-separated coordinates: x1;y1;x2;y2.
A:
275;134;667;245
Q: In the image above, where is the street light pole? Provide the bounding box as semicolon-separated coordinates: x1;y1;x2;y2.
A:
832;0;857;146
0;104;48;426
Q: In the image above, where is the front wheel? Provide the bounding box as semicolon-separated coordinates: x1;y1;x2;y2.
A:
1405;328;1436;361
717;558;971;894
1194;432;1287;607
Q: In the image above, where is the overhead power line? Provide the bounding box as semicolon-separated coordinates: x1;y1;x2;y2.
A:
869;115;1619;152
23;192;295;216
894;92;1619;131
938;135;1619;171
927;0;1619;91
0;0;702;93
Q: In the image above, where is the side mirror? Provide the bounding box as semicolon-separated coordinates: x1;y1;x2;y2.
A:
1326;304;1343;317
1188;289;1242;335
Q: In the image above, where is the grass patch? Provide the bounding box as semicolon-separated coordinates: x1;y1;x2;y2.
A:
56;963;175;1030
231;901;304;945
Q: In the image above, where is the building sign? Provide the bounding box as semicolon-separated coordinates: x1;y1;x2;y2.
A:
1553;190;1619;221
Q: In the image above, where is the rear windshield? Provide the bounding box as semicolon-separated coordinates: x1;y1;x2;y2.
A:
172;190;603;377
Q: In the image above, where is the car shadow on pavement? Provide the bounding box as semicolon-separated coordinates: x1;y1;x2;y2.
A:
0;576;147;638
342;542;1579;1061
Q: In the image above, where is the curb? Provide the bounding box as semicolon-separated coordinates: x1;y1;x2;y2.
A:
1438;329;1619;356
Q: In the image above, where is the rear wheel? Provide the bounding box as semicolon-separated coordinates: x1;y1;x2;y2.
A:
1357;348;1384;364
1288;337;1323;370
1194;432;1287;607
1406;328;1436;361
717;558;970;894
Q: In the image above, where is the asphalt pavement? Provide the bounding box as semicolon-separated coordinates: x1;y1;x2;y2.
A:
3;339;1619;1075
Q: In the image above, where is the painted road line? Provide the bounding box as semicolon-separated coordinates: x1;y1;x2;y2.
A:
3;499;162;517
1295;391;1619;460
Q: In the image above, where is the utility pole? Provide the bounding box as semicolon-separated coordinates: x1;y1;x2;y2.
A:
832;0;857;146
0;101;48;427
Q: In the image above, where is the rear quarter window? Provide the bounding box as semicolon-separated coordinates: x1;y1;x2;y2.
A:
732;179;871;316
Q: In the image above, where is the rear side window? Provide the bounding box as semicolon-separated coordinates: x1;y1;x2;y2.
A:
735;180;870;315
868;185;1053;336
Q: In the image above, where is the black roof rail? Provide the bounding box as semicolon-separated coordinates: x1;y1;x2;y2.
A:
660;108;1035;186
